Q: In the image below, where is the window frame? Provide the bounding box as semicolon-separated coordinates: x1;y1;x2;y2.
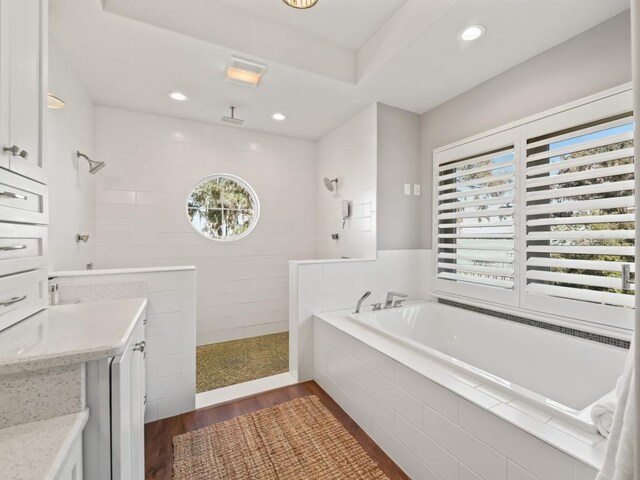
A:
186;173;260;242
432;84;634;333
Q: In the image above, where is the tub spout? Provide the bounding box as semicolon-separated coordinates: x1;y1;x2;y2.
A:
354;291;371;314
385;291;407;309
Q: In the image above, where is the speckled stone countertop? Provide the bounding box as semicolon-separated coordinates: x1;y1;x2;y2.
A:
0;298;147;375
0;409;88;480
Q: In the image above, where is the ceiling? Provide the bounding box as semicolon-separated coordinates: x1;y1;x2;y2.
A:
50;0;630;140
210;0;410;50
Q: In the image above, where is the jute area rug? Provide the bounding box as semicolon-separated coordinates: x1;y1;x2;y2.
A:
172;395;390;479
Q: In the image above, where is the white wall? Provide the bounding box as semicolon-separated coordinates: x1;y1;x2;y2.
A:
47;41;96;270
419;11;632;248
93;107;317;345
316;104;377;259
55;267;196;423
377;104;421;251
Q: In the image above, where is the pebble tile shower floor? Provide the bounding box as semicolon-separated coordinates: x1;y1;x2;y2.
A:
196;332;289;393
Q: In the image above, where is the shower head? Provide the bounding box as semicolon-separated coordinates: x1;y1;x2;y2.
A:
221;106;244;125
324;177;338;191
77;151;106;174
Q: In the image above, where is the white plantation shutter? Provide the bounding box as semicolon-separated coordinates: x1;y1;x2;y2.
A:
523;95;635;326
434;130;518;306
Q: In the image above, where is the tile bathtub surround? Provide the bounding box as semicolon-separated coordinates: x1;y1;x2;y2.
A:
53;267;196;422
314;318;602;480
94;106;316;345
289;250;425;382
0;364;85;429
438;299;631;350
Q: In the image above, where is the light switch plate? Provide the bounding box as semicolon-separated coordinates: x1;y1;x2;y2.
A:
414;184;421;196
404;183;411;195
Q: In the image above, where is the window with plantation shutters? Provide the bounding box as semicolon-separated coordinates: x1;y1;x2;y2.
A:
434;130;519;306
432;86;635;330
524;112;635;323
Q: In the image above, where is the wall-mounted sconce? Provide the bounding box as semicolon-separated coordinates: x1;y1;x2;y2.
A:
47;92;65;109
76;234;90;243
77;151;106;174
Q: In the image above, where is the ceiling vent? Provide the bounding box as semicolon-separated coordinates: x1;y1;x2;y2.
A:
226;56;267;88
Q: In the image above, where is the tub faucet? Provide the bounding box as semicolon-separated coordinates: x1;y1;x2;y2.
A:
354;291;371;314
384;291;407;309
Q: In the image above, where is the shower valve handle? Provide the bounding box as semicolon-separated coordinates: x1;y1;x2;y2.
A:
4;145;28;159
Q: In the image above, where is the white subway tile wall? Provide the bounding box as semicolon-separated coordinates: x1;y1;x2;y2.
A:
55;268;196;422
289;250;425;382
314;320;599;480
316;104;377;259
47;43;96;271
94;106;317;345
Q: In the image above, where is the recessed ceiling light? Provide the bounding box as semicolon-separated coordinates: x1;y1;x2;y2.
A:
226;56;267;88
272;113;286;121
459;25;486;41
168;91;188;101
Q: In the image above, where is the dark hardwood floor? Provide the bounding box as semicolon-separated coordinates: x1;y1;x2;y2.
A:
145;380;410;480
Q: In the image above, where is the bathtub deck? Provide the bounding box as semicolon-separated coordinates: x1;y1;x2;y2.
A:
145;380;410;480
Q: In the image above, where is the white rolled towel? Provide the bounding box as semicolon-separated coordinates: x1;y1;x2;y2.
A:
590;388;617;438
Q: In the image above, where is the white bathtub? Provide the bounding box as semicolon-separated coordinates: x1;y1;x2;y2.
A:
348;300;628;433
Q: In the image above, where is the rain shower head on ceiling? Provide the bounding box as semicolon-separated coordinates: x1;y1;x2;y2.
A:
77;151;106;174
221;106;244;125
324;177;338;192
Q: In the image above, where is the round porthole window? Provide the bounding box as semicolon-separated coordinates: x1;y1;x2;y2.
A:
186;174;260;241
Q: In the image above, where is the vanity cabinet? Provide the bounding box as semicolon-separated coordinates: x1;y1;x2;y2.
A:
56;436;84;480
84;314;147;480
0;0;47;184
0;0;48;333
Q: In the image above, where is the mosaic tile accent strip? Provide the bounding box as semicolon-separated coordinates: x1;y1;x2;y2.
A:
438;298;631;349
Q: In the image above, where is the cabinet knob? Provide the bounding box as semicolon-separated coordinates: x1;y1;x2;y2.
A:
133;341;146;354
3;145;28;158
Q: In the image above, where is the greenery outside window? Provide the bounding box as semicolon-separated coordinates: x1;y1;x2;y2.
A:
187;174;260;241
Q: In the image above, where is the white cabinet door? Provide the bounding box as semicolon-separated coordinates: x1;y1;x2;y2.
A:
111;320;145;480
2;0;46;184
56;436;83;480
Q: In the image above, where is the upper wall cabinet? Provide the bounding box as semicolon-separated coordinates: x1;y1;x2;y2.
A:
0;0;47;184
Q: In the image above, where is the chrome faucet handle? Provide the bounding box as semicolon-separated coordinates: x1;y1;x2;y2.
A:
371;303;383;311
384;291;408;308
393;299;406;308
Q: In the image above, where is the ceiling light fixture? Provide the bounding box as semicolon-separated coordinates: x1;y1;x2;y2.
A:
168;91;188;101
272;113;286;121
459;25;486;41
47;92;65;109
226;56;267;88
283;0;318;9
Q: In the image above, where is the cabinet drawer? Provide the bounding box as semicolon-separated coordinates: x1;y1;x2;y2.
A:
0;168;47;224
0;223;46;276
0;268;47;331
